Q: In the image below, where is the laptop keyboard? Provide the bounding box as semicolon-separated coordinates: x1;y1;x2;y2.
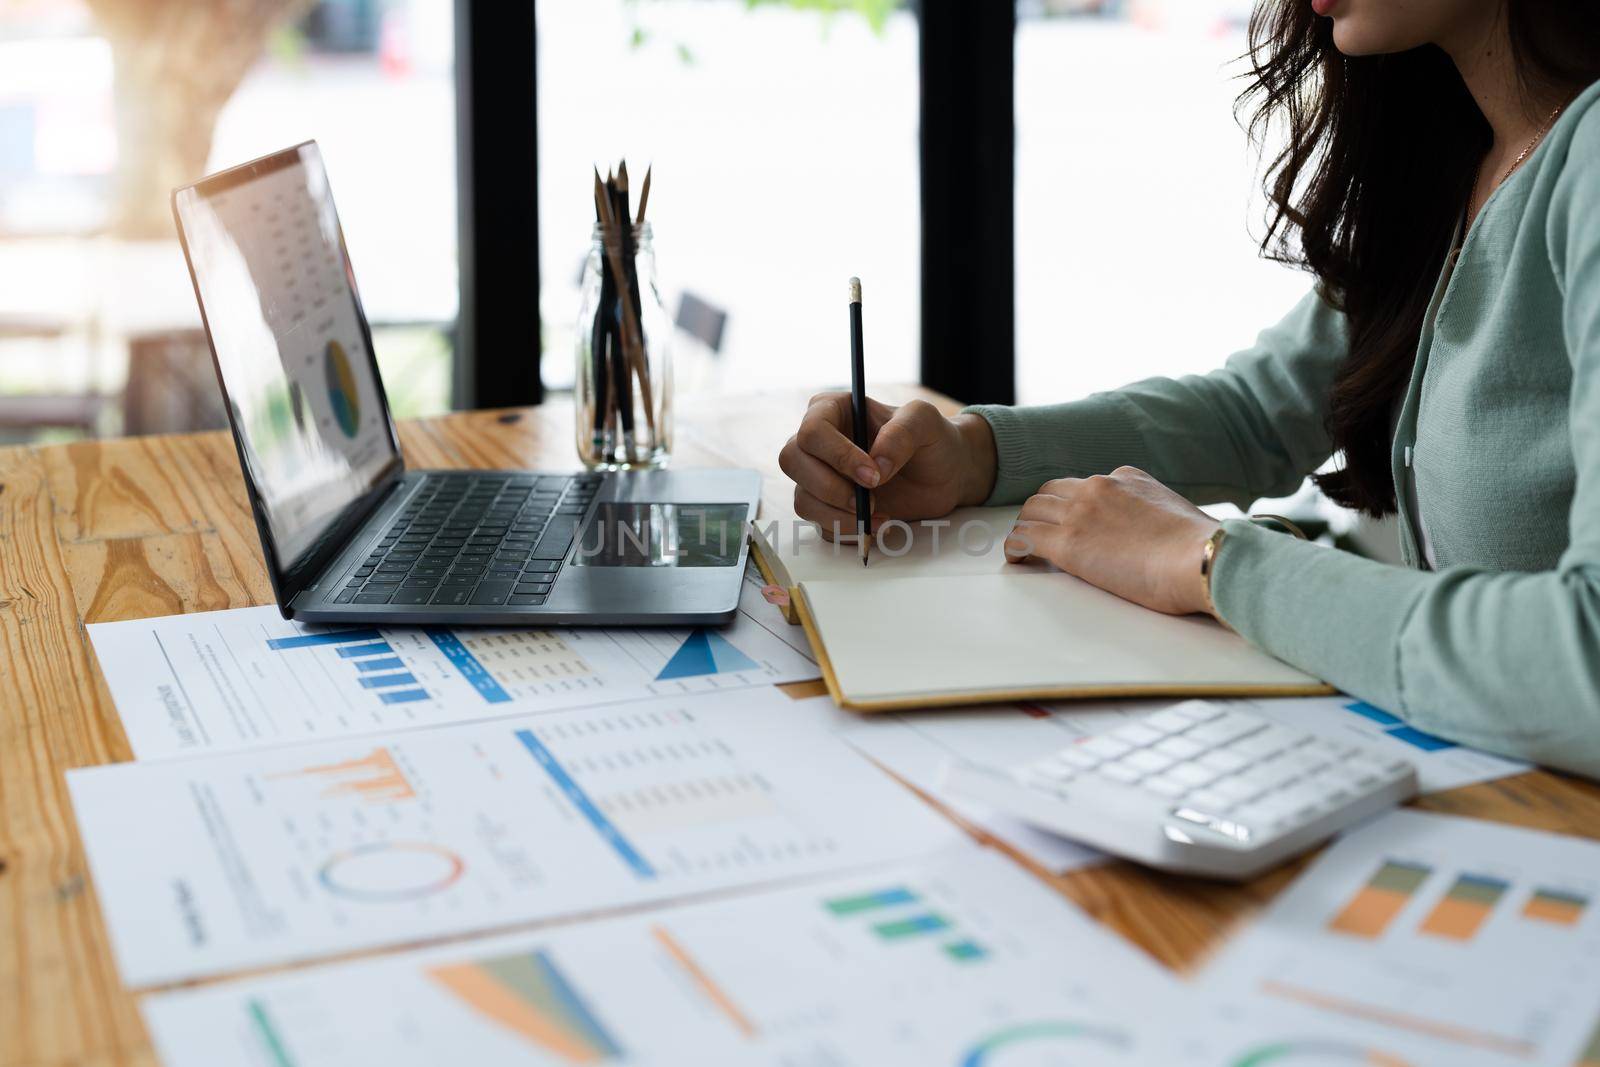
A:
330;472;604;608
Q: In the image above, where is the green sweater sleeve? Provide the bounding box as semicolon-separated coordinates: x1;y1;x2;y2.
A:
1213;110;1600;781
965;287;1348;506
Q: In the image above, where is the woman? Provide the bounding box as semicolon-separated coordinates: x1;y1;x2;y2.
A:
778;0;1600;778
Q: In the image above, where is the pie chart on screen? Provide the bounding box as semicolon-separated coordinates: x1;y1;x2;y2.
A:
325;340;361;437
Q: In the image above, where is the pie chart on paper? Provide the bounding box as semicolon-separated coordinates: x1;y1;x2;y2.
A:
325;339;361;438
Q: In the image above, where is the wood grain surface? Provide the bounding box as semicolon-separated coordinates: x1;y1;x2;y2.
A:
2;387;1596;1067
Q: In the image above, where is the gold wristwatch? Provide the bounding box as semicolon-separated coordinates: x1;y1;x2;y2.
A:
1200;515;1309;621
1199;526;1228;620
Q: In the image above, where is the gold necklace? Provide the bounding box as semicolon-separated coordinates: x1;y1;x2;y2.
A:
1469;102;1567;215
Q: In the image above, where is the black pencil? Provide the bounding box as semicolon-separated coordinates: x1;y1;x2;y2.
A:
848;277;870;567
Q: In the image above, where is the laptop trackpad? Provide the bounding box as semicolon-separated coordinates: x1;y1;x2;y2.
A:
569;502;745;568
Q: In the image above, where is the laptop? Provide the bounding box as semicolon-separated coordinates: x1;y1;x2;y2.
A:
172;141;759;626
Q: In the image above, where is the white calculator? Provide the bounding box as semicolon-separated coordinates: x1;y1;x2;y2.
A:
943;700;1418;880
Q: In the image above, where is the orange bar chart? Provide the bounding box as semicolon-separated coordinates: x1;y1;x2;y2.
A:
1522;887;1589;927
274;747;417;804
1328;860;1432;939
1419;873;1509;941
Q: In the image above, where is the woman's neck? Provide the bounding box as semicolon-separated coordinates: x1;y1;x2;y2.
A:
1442;10;1565;216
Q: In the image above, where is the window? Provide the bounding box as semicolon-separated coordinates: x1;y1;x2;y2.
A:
536;0;920;396
1014;1;1306;405
0;0;456;443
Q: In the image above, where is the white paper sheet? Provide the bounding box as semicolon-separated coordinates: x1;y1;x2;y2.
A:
87;574;818;760
1184;809;1600;1067
142;846;1184;1067
67;690;961;988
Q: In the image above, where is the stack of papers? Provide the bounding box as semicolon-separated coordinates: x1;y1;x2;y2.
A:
70;564;1586;1067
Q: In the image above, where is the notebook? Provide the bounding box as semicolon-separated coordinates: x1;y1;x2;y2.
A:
751;504;1330;712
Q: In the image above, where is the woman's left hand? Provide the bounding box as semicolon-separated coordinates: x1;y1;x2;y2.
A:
1004;467;1221;617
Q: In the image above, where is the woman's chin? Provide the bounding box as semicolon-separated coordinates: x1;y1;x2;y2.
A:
1331;21;1408;57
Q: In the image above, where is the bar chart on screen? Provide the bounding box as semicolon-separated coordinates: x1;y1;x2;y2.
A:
87;601;819;759
141;849;1185;1067
1192;810;1600;1067
67;691;960;986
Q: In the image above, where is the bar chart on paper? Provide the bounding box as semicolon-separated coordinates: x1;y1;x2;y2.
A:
87;602;818;758
1196;811;1600;1067
68;689;958;986
140;850;1183;1067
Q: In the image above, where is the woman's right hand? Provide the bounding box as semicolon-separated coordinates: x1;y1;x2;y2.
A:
777;394;998;535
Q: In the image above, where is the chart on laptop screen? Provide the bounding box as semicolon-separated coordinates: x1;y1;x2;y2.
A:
87;586;818;759
181;150;394;565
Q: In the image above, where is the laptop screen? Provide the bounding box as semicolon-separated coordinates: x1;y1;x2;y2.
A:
175;143;400;572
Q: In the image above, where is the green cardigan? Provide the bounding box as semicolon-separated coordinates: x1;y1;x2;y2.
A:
968;79;1600;780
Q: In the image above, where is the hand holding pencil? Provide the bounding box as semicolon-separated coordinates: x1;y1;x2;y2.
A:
778;286;1000;540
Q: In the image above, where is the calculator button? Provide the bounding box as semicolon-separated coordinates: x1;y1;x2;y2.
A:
1233;795;1300;835
1185;788;1235;813
1197;748;1251;774
1145;709;1196;733
1274;782;1330;819
1098;761;1144;784
1244;754;1302;792
1171;807;1250;841
1031;758;1078;781
1283;749;1332;776
1166;762;1219;788
1187;713;1266;748
1153;736;1205;761
1055;746;1102;770
1111;722;1166;747
1230;725;1300;760
1141;774;1188;798
1171;701;1224;723
1210;775;1264;802
1120;749;1176;775
1079;735;1133;761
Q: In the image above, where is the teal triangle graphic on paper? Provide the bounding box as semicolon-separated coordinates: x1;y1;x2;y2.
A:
657;630;716;680
656;629;759;680
704;629;758;674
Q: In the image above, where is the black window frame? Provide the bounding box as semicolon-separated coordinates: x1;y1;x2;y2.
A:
454;0;543;410
459;0;1018;410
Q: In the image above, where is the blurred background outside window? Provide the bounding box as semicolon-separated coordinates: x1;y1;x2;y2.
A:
1;0;1327;488
0;0;455;445
536;0;920;399
1016;0;1305;404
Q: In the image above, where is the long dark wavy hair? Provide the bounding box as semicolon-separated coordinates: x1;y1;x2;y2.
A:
1238;2;1600;516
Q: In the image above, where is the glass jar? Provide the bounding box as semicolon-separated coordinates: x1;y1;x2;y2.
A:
574;222;672;468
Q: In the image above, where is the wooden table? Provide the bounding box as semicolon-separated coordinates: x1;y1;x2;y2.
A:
4;387;1598;1067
